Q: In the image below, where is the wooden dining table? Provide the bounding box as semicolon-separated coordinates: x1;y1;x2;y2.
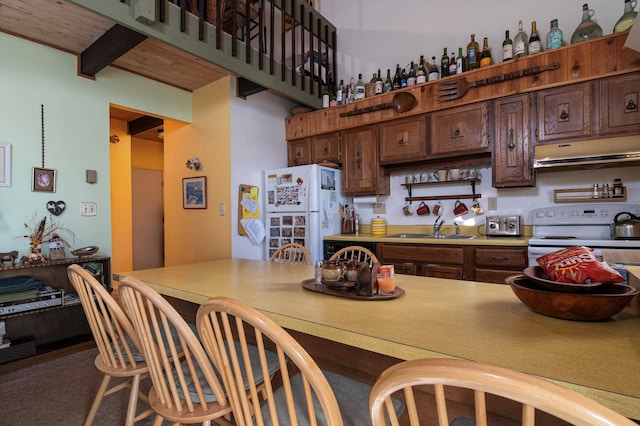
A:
115;259;640;421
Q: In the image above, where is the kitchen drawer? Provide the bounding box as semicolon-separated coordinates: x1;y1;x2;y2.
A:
389;262;417;275
475;247;527;268
418;264;464;280
380;244;464;264
476;268;522;285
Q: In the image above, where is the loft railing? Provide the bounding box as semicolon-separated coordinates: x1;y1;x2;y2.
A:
75;0;336;108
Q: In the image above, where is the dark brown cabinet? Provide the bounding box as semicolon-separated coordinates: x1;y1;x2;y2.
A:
600;73;640;136
379;115;428;165
0;257;111;364
493;94;535;188
342;126;390;195
536;82;592;143
377;244;468;280
430;102;491;158
473;247;527;284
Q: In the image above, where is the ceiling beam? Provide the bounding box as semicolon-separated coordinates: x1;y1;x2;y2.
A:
79;23;147;76
128;116;163;135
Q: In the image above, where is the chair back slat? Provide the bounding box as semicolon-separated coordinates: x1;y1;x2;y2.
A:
369;358;637;426
270;242;311;265
329;245;378;267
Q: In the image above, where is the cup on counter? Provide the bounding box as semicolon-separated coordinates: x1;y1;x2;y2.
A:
453;200;469;216
402;203;413;216
434;169;448;182
416;202;430;216
449;169;462;180
432;201;443;216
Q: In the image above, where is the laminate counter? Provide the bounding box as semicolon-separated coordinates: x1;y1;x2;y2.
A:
116;259;640;420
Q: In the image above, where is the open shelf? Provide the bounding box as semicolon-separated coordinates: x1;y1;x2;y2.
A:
403;179;481;203
554;187;627;203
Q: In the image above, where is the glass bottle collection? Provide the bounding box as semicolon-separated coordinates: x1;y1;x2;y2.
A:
324;1;635;107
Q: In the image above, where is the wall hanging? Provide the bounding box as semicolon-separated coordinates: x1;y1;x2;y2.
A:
32;105;56;193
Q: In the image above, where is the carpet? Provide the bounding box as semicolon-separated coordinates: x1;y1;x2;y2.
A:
0;347;155;425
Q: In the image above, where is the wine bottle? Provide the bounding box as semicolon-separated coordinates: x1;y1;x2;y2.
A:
428;56;439;81
416;55;427;84
479;37;491;68
514;20;528;58
354;74;366;100
393;64;402;90
374;69;383;95
401;67;408;88
336;79;344;105
441;48;450;77
384;68;393;92
407;61;417;86
614;0;638;32
502;30;513;62
449;52;457;75
456;48;464;74
467;34;480;70
571;3;603;44
546;19;564;50
528;21;542;54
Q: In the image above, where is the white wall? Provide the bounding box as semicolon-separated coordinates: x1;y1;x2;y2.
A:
314;0;640;229
230;81;297;260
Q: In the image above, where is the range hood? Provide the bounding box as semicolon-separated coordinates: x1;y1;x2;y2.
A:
533;136;640;169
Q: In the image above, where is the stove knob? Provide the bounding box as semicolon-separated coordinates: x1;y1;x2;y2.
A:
546;211;555;218
535;211;545;219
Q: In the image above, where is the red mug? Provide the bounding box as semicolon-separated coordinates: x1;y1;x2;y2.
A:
416;202;430;216
453;200;469;216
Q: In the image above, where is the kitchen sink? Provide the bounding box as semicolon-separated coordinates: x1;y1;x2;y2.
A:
385;233;477;240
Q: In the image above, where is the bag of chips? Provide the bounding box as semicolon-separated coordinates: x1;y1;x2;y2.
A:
536;246;625;284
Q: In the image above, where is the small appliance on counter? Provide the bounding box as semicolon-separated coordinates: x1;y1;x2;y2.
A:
486;215;522;237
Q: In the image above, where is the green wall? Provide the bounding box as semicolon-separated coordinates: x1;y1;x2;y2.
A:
0;33;191;258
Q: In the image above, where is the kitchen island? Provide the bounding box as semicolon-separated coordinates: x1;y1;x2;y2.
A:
115;259;640;420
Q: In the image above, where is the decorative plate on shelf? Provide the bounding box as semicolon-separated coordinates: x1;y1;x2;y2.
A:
523;266;604;293
71;246;98;257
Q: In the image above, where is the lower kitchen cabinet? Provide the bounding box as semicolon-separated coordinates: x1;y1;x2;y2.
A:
473;246;527;284
377;243;527;284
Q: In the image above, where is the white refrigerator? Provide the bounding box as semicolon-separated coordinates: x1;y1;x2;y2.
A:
264;164;345;264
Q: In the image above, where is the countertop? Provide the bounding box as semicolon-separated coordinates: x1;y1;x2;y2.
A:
325;231;530;246
117;259;640;420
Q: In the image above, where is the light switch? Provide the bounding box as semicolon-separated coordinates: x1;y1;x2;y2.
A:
81;202;97;216
219;203;225;216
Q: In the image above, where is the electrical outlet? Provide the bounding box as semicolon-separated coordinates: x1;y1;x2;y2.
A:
373;203;386;214
487;197;498;211
80;202;97;216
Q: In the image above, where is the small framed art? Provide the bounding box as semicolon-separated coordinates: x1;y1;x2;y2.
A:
32;167;56;192
183;176;207;209
0;143;10;187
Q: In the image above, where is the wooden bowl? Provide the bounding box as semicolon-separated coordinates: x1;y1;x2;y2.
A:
523;266;605;293
507;275;638;321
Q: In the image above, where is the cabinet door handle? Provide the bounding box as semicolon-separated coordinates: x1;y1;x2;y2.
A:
626;99;637;111
356;151;361;169
560;110;569;120
508;128;515;150
454;128;461;137
398;138;405;145
323;147;329;153
490;256;509;261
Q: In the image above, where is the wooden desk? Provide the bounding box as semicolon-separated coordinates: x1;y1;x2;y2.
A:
116;259;640;420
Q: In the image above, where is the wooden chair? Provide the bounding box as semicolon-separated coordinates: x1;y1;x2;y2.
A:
67;265;154;426
270;242;310;265
369;358;636;426
118;276;236;426
330;245;379;267
197;296;379;426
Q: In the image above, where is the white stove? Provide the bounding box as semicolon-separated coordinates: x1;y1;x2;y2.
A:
528;203;640;266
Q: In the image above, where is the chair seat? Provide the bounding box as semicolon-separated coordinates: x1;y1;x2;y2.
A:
262;369;404;426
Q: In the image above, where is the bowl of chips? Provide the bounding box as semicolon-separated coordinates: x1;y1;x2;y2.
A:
506;275;637;321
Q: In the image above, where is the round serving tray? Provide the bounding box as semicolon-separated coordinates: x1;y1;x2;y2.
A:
302;279;404;300
523;266;605;293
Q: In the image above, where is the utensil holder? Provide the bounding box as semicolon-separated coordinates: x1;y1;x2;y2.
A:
341;218;355;234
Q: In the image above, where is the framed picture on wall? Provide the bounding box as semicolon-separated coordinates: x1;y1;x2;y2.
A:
32;167;56;192
0;143;10;187
183;176;207;209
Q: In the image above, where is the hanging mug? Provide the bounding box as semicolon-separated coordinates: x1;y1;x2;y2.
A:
432;201;443;216
402;203;413;216
416;202;430;216
453;200;469;216
472;199;484;215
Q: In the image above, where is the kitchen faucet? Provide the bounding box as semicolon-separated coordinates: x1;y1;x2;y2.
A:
434;217;445;235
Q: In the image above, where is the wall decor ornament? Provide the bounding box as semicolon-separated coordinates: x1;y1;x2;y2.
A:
183;176;207;209
32;104;56;193
46;200;66;216
186;157;203;171
17;213;75;264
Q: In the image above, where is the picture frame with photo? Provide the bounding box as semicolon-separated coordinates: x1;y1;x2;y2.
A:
32;167;56;192
183;176;207;209
0;143;10;187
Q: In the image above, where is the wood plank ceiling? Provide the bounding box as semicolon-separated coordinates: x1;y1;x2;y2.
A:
0;0;232;142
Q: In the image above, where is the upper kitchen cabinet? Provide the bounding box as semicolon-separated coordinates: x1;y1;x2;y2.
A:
311;132;342;164
379;115;428;165
342;126;390;195
429;102;491;158
600;72;640;135
536;82;592;143
287;139;312;166
493;94;535;188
